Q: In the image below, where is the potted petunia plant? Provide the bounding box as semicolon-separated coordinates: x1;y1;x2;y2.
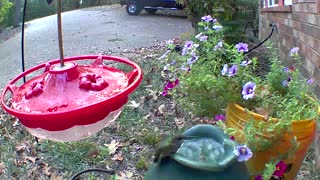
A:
159;15;319;179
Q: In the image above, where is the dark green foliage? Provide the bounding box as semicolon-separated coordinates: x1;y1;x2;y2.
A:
0;0;119;29
177;0;259;43
0;0;13;28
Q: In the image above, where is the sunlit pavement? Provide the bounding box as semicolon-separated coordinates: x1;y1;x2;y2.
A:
0;4;193;89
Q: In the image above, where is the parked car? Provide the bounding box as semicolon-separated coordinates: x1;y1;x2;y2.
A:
120;0;184;15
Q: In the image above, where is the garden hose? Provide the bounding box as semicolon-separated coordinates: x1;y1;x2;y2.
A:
70;168;116;180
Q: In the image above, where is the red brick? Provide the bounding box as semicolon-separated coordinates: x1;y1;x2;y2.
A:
308;24;320;39
292;3;318;13
304;58;316;76
292;12;307;23
311;50;320;68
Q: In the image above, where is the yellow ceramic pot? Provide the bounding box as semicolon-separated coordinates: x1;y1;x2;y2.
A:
225;103;317;180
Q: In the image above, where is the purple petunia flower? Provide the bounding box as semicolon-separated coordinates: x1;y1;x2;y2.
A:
212;25;223;30
214;114;225;121
201;15;213;22
163;64;170;71
184;41;194;49
187;55;199;65
242;82;256;100
195;32;203;39
221;64;228;76
233;145;253;162
161;90;168;96
235;42;249;53
213;41;223;51
307;79;314;84
228;65;238;77
190;51;197;57
166;39;174;45
158;50;171;60
162;79;180;96
199;35;208;42
181;48;188;56
290;47;299;56
282;77;292;87
240;60;251;66
255;175;263;180
273;161;287;177
166;79;179;89
283;67;289;73
180;65;190;71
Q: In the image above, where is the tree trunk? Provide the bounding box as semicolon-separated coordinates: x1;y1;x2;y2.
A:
13;0;20;27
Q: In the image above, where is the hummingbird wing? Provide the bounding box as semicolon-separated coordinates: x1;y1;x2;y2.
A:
153;150;160;163
46;0;54;5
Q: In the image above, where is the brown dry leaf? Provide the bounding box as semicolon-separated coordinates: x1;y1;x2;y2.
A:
158;104;166;115
86;150;99;158
43;166;51;176
111;153;124;161
15;145;27;154
143;114;151;120
118;170;134;180
50;172;62;180
25;156;37;163
254;105;273;120
146;89;158;101
174;118;185;130
104;140;120;155
0;162;5;174
27;167;38;177
127;100;140;108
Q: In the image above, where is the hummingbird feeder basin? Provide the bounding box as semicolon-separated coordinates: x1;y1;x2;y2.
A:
1;55;143;142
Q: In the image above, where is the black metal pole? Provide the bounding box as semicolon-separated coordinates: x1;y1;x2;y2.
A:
22;0;39;144
21;0;27;83
245;23;277;55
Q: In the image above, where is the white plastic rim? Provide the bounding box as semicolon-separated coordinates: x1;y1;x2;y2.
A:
23;107;123;142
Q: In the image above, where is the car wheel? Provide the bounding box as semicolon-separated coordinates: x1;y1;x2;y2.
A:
145;8;157;14
126;2;142;15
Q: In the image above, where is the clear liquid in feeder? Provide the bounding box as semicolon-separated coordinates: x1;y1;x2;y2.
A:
2;56;143;142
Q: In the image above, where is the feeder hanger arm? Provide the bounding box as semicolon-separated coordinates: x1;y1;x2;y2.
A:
245;23;277;55
57;0;64;67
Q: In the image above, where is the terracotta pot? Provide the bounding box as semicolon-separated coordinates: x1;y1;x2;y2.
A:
225;103;317;180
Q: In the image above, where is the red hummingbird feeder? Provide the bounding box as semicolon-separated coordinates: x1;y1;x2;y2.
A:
1;55;143;142
1;0;143;142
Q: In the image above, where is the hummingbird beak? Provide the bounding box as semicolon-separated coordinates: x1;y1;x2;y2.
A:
181;135;198;140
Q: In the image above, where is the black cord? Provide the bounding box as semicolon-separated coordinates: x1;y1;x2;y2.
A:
21;0;39;144
245;23;277;55
70;168;115;180
21;0;27;83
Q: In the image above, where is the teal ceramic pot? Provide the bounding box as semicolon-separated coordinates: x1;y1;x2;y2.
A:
144;125;249;180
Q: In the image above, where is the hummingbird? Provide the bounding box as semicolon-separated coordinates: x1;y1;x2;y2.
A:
153;135;195;163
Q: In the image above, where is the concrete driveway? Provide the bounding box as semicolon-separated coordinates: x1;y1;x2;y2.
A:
0;4;193;88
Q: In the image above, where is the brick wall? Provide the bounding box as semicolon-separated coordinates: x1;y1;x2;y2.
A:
259;0;320;95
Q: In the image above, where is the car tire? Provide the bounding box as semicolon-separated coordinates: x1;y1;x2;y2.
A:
145;8;157;14
126;1;142;15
